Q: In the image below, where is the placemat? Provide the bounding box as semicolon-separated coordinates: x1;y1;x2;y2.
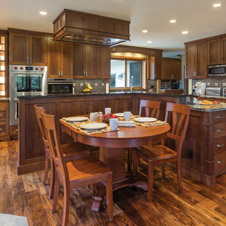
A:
134;120;168;127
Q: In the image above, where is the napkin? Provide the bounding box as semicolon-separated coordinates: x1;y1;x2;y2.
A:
118;121;135;127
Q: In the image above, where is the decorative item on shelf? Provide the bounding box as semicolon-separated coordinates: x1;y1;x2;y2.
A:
82;82;93;93
103;113;118;123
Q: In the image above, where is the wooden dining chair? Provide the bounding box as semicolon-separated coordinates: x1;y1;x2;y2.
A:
127;99;161;173
139;99;161;118
34;105;89;199
133;102;190;201
41;110;113;226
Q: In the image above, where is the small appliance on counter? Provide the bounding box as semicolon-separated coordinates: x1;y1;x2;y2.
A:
208;65;226;77
206;87;222;96
193;82;206;96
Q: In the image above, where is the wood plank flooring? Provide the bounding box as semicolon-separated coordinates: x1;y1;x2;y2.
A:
1;140;226;225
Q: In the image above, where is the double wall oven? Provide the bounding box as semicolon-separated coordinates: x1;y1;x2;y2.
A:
9;65;47;125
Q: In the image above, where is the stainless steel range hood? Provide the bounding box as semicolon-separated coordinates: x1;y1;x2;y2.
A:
53;9;130;46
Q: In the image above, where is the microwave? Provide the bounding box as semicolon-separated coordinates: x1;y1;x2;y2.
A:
208;65;226;77
48;79;73;95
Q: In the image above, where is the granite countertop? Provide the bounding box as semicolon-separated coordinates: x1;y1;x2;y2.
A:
199;95;226;100
17;91;190;99
0;97;9;101
186;103;226;112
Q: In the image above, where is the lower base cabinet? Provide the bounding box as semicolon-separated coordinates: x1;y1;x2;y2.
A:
10;125;18;139
0;101;9;141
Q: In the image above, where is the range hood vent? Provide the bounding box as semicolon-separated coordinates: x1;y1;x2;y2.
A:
53;9;130;46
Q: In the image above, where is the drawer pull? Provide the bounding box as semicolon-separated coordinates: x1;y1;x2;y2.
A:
217;144;225;148
216;115;223;119
216;129;224;133
0;114;2;117
0;128;2;131
217;159;224;164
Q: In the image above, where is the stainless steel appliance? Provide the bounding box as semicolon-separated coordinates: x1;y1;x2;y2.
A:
9;65;47;125
223;87;226;97
48;79;73;95
208;65;226;77
206;87;221;96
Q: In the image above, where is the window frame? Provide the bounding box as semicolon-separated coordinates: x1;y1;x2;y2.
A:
110;56;147;90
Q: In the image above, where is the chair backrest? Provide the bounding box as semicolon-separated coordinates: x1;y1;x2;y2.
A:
164;102;190;160
41;110;69;182
139;99;161;119
34;104;48;148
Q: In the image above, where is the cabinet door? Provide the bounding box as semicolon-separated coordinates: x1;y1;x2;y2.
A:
155;51;162;80
48;38;61;78
161;59;171;80
185;44;197;78
9;33;29;65
172;60;181;80
98;46;110;78
86;45;98;78
73;44;86;78
197;42;208;78
61;42;73;79
221;38;226;64
30;35;47;65
208;39;221;65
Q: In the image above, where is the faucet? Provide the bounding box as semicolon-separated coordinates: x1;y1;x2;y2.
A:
130;76;134;92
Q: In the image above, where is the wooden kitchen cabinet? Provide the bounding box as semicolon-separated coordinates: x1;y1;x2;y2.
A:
208;39;221;65
222;37;226;64
73;44;110;79
185;41;208;79
0;101;9;141
154;51;162;80
48;38;73;79
9;32;47;65
162;58;181;80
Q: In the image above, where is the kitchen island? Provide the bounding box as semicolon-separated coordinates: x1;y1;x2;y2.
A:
18;92;226;185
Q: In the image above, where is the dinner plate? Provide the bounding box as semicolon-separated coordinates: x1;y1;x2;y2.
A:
114;113;124;117
80;123;107;130
134;117;157;123
65;116;88;122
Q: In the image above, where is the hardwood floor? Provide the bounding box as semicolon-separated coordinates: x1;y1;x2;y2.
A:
1;140;226;226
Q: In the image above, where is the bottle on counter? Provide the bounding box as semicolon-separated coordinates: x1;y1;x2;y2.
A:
106;82;109;93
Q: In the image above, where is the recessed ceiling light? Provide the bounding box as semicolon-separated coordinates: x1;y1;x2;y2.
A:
182;31;188;35
142;29;148;33
213;3;221;7
170;19;176;23
40;11;47;15
147;41;152;44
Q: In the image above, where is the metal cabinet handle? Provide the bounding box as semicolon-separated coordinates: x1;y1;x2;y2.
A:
27;57;29;64
217;144;224;148
217;128;224;133
217;159;224;164
0;128;2;131
216;115;223;119
58;71;60;76
0;114;2;117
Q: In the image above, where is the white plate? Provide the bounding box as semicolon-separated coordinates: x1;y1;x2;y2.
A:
134;117;157;123
114;113;124;117
65;117;88;122
80;123;107;130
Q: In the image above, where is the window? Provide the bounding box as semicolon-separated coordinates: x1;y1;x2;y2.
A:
110;58;144;89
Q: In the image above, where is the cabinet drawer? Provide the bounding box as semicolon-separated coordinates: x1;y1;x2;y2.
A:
0;125;6;136
10;125;18;136
214;137;226;154
213;112;226;123
0;111;6;122
214;123;226;138
214;151;226;176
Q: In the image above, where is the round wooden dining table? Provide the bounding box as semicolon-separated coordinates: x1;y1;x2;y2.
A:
60;118;170;210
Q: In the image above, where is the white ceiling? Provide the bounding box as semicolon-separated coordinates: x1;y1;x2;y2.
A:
1;0;226;51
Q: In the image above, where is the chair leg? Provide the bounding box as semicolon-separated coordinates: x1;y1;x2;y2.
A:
147;163;154;201
52;175;60;214
62;185;70;226
133;150;139;177
49;159;55;200
127;149;132;174
106;174;113;221
177;161;183;193
91;184;97;197
43;154;49;185
161;165;166;179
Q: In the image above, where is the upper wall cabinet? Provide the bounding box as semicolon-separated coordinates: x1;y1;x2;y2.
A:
162;58;181;80
9;32;47;65
208;38;226;65
48;38;73;79
185;41;208;79
73;44;110;79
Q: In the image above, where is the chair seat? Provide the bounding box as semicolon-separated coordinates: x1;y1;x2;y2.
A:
137;145;177;163
58;158;112;187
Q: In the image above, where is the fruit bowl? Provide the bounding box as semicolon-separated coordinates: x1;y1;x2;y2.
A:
103;113;118;123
